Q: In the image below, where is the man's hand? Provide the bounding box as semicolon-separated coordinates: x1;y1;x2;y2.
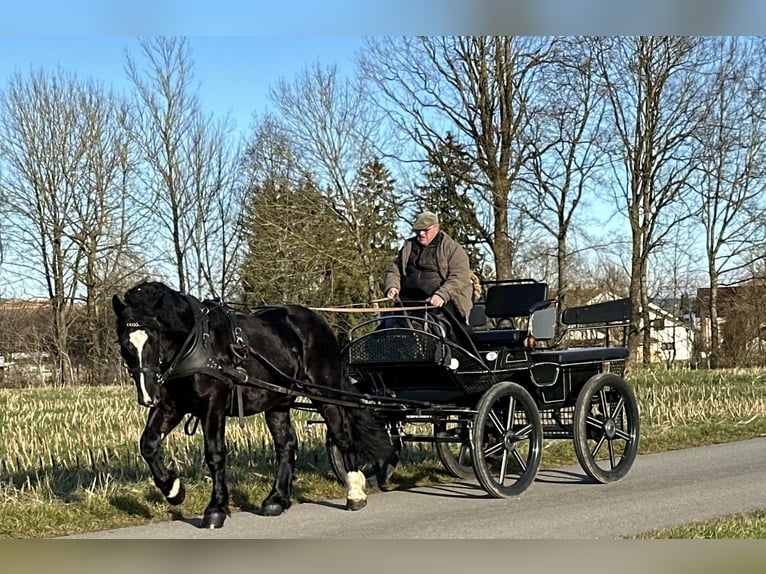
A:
428;293;445;307
386;287;399;299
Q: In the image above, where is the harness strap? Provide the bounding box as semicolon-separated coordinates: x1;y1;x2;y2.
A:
235;385;244;428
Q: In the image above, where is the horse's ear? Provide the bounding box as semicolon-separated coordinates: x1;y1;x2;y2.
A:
112;294;125;317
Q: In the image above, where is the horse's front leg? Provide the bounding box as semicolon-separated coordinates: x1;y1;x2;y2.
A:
200;391;230;529
140;406;186;506
260;407;297;516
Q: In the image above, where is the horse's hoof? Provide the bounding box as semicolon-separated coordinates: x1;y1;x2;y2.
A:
201;509;227;529
346;498;367;511
166;478;185;505
260;503;285;516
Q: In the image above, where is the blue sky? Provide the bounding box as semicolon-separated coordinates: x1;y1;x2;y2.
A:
2;1;765;36
1;2;764;138
0;36;366;137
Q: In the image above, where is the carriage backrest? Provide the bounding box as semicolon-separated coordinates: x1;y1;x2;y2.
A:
561;297;632;326
483;280;549;318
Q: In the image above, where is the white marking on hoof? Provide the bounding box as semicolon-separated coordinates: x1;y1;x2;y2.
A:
168;478;182;500
346;470;367;510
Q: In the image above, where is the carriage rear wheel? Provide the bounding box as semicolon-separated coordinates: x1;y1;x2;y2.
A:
433;415;474;479
573;372;640;483
471;381;543;498
326;436;400;490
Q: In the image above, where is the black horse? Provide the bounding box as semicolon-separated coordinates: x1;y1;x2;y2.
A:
112;281;393;529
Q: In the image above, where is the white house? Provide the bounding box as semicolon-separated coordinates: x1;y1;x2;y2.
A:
640;302;694;362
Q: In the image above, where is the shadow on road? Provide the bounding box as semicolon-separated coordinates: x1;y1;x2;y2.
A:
534;468;593;485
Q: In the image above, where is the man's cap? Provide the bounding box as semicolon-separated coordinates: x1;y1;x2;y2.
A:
412;211;439;231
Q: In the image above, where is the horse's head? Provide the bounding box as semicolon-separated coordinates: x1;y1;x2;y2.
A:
112;282;193;407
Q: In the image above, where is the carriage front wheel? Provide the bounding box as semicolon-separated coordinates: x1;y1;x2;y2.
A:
433;415;474;479
471;381;543;498
573;372;640;483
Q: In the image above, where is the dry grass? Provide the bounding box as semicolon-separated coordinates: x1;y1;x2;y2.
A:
633;367;766;428
0;387;335;503
1;366;765;538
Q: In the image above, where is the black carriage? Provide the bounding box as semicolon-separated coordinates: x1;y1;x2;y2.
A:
329;279;640;498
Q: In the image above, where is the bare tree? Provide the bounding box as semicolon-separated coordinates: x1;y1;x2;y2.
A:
689;37;766;367
593;36;707;365
360;36;561;280
126;37;244;298
0;69;134;385
266;63;401;302
184;114;245;300
518;37;606;312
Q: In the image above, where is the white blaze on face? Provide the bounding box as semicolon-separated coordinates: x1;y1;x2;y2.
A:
128;329;152;405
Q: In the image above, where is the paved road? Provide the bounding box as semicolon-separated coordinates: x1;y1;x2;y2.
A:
63;437;766;539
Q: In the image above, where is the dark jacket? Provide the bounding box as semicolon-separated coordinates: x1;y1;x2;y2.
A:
383;230;473;321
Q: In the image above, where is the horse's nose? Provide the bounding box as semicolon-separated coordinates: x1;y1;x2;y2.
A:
136;386;158;408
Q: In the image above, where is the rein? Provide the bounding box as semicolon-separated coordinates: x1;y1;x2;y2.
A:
309;304;437;313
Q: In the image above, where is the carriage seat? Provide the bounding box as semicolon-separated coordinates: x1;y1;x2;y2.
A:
470;325;528;347
469;280;551;348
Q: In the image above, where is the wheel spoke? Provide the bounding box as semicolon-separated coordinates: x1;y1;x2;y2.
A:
611;396;626;420
590;434;606;458
487;408;506;435
483;440;505;457
585;414;603;431
597;387;609;416
504;395;517;429
510;446;528;472
514;423;535;441
614;427;633;441
498;450;509;483
607;438;616;469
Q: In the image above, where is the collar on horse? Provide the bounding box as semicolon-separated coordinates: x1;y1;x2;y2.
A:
160;295;248;388
159;296;253;428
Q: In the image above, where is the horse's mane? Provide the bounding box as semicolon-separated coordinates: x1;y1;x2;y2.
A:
122;281;196;335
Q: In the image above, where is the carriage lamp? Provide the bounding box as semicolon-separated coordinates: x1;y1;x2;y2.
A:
525;335;536;348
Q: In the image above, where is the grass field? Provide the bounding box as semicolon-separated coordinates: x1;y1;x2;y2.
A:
1;366;765;539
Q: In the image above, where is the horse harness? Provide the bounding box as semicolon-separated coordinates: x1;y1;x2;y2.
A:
148;297;401;431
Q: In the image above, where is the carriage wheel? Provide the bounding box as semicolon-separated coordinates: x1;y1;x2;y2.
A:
434;415;474;479
471;381;543;498
326;436;400;490
573;372;640;483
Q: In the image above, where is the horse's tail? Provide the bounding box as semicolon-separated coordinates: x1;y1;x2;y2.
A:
249;340;394;470
344;403;395;469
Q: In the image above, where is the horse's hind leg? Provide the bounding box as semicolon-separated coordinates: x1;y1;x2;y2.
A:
320;404;367;511
140;407;186;506
260;408;297;516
